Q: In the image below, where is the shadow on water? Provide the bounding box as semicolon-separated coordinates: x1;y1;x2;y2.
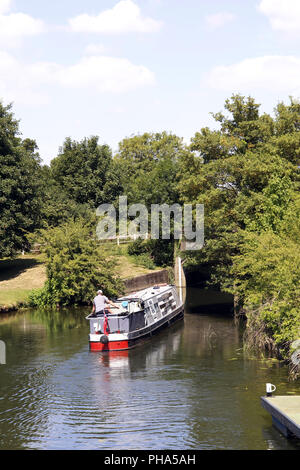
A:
185;288;234;316
184;266;234;316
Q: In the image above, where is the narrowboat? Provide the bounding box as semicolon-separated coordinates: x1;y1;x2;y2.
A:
86;284;184;351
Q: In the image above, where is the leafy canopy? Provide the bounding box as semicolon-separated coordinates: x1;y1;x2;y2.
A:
0;102;43;257
179;94;300;359
50;136;112;208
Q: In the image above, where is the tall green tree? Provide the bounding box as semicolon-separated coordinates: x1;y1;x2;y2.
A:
104;132;188;207
40;164;94;228
102;132;190;268
179;95;299;288
51;136;112;208
179;94;300;364
230;225;300;356
0;102;43;257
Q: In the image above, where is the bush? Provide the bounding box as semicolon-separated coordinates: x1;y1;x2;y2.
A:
147;239;174;267
131;253;156;270
127;238;174;267
29;219;124;307
127;238;150;256
230;230;300;358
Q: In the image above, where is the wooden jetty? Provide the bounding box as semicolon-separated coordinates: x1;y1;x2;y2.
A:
261;396;300;438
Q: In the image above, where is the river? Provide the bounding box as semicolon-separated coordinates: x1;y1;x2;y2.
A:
0;287;299;450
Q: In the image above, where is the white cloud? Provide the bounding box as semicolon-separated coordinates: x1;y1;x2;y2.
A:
258;0;300;35
0;51;50;105
57;56;155;93
0;13;45;40
0;50;155;105
0;0;11;14
205;12;235;30
84;43;107;55
0;1;45;46
208;55;300;96
68;0;162;34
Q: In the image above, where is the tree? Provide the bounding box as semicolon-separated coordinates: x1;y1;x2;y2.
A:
178;95;299;288
108;132;189;261
127;236;174;267
178;94;300;364
107;132;188;207
39;165;94;228
0;102;43;258
230;227;300;357
50;136;112;208
29;219;123;307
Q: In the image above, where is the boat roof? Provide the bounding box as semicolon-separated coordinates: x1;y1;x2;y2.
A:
118;284;175;302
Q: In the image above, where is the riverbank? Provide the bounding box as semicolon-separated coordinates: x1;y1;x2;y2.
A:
0;244;162;313
0;254;46;311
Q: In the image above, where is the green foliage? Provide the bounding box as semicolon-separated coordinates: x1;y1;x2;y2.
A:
179;95;299;286
127;238;148;256
179;94;300;359
147;239;174;267
229;229;300;355
2;93;299;370
128;237;174;268
39;165;94;228
106;132;186;208
0;102;43;257
130;253;156;270
101;132;185;266
38;136;113;230
29;219;123;307
245;175;293;233
50;136;112;208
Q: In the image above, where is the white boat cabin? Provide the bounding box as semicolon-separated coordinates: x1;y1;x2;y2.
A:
87;285;181;335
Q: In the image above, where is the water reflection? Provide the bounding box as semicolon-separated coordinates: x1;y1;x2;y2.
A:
0;292;299;450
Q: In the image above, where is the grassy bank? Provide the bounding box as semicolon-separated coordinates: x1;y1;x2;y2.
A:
0;254;46;309
0;243;160;311
101;242;160;280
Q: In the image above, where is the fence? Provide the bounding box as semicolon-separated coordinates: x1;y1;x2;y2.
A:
97;234;150;246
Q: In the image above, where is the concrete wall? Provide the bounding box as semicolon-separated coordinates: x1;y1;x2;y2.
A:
124;270;170;294
174;256;187;305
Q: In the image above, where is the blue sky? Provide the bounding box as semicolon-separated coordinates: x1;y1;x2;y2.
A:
1;0;300;163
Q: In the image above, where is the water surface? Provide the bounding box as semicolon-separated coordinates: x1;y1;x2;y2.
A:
0;288;299;450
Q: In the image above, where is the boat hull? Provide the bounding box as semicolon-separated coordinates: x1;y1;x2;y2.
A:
90;339;130;352
89;306;184;352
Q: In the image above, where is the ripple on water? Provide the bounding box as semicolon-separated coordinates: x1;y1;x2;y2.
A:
1;305;300;450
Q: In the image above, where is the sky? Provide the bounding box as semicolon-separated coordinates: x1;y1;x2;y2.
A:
1;0;300;164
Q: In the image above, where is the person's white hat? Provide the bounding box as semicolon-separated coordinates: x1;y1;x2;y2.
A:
97;290;103;295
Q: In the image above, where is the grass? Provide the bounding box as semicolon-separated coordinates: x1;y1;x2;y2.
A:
0;254;46;308
99;242;160;279
0;289;33;306
0;243;160;309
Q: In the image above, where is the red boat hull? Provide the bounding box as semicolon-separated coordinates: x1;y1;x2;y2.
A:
90;339;130;352
89;307;184;352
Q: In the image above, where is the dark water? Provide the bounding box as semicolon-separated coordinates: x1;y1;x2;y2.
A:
0;288;299;450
